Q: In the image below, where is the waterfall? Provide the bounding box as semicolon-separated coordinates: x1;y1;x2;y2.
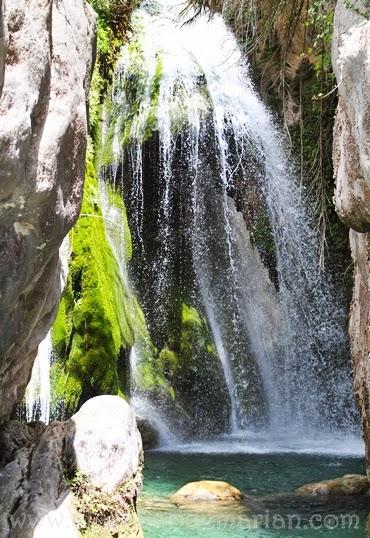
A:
102;0;359;446
130;348;178;447
25;239;69;424
26;332;52;424
99;173;178;445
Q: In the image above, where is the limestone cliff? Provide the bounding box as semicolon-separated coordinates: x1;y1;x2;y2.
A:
332;0;370;464
0;0;96;424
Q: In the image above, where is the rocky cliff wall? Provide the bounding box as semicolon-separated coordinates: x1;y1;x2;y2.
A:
0;0;96;424
332;0;370;464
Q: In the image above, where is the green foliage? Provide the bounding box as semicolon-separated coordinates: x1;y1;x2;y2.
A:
88;0;139;39
305;0;335;81
87;0;140;137
69;470;142;534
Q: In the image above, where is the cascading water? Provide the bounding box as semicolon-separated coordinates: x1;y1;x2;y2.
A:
26;332;52;424
102;0;360;449
99;171;178;446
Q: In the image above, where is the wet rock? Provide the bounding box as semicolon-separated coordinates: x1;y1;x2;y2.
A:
137;417;160;449
170;480;243;504
297;474;369;496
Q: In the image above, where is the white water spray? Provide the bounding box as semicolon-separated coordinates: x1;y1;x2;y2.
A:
103;0;359;446
26;332;52;424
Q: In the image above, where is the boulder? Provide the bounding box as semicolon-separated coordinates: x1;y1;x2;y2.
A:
0;396;143;537
297;474;369;496
332;1;370;231
170;480;243;504
66;395;143;493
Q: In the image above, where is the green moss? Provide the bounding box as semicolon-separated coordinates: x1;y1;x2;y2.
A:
153;304;218;385
50;362;83;416
101;35;211;153
70;469;143;537
250;212;275;267
51;158;138;415
131;298;175;399
152;302;229;434
120;46;164;146
179;304;217;361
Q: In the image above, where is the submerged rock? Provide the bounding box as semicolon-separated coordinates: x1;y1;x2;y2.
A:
0;396;143;537
297;474;369;496
170;480;243;504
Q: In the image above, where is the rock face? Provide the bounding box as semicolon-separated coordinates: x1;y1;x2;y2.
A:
0;0;96;425
297;474;369;496
170;480;243;504
332;1;370;466
332;4;370;232
0;396;143;537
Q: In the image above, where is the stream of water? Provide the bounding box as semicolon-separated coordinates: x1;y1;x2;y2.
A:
102;0;359;446
25;332;52;424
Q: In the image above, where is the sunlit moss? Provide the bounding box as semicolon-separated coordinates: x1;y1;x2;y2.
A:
51;159;137;415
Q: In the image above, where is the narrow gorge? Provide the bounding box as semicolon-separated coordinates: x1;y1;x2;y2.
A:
1;0;370;537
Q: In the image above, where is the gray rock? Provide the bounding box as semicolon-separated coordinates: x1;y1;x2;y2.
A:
0;396;143;537
332;1;370;466
67;396;143;493
332;2;370;231
0;0;96;426
348;229;370;465
0;0;6;96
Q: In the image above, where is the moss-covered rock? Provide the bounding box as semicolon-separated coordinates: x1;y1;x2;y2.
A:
51;157;137;415
154;303;230;436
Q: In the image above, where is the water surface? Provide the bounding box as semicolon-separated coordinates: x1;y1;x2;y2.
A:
139;451;369;538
